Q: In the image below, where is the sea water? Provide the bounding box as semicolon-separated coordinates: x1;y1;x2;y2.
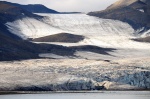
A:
0;91;150;99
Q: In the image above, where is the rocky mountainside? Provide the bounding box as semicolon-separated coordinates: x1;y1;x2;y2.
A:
107;0;138;10
88;0;150;32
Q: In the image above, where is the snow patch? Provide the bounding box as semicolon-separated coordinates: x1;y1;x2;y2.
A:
141;29;150;37
137;9;144;13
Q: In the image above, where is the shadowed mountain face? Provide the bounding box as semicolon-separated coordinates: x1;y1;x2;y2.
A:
88;0;150;31
0;25;76;61
1;1;59;14
0;31;76;61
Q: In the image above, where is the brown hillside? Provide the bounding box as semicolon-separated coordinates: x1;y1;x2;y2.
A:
33;33;85;43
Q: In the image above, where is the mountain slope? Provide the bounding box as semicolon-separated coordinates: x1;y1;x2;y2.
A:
0;30;38;61
107;0;138;10
0;28;75;61
0;1;42;39
17;4;59;13
0;1;74;61
0;1;43;40
1;1;59;13
0;1;42;23
88;0;150;32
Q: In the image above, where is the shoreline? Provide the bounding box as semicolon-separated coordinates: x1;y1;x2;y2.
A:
0;90;150;95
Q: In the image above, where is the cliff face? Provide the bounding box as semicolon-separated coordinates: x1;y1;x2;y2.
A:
88;0;150;31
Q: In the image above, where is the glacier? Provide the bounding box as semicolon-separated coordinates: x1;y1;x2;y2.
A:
6;13;134;39
2;13;150;91
0;58;150;91
5;13;150;49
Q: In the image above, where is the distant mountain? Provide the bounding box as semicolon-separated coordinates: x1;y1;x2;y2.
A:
1;1;59;13
17;4;59;13
88;0;150;32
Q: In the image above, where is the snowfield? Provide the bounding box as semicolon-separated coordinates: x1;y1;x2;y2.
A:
5;13;150;49
2;13;150;90
6;13;134;39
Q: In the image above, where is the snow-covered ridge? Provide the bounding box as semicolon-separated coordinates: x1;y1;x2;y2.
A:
5;13;134;39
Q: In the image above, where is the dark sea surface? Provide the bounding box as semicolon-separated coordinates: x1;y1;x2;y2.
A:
0;91;150;99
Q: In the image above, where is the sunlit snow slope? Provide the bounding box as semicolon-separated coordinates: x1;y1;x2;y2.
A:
5;13;150;49
6;14;134;38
